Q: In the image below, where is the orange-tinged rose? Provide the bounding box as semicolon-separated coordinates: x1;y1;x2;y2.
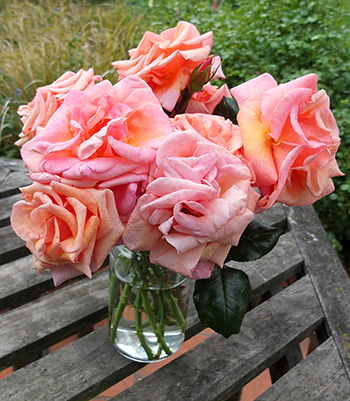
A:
123;129;259;279
112;21;213;111
172;113;242;155
231;73;343;208
16;68;101;146
20;76;174;222
11;181;123;286
185;83;230;115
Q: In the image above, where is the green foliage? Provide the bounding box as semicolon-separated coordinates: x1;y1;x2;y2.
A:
193;264;251;338
226;220;283;262
213;96;239;125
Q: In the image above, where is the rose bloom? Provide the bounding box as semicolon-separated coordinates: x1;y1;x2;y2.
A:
21;75;174;222
231;73;343;208
11;182;123;286
16;68;101;146
112;21;213;112
172;113;243;154
123;129;259;279
185;82;231;115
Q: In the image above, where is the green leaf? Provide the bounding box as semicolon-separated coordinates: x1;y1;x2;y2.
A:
226;219;283;262
213;96;239;125
193;265;251;338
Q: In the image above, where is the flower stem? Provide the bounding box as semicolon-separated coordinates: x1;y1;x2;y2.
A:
108;270;118;324
140;288;172;356
109;272;137;342
164;289;186;332
134;289;154;360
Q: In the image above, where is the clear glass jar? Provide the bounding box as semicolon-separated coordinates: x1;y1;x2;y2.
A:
108;246;193;363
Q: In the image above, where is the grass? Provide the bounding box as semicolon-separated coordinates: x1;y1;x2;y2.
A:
0;0;144;157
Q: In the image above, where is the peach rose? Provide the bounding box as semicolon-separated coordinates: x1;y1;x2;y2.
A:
21;76;174;222
11;181;123;286
172;113;242;154
185;82;230;115
16;68;101;146
123;130;259;279
231;73;343;208
112;21;213;111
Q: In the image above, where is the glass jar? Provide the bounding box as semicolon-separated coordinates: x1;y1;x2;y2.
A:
108;246;193;363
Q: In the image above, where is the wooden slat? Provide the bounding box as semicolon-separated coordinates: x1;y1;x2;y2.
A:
111;276;323;401
0;327;138;401
0;158;28;172
0;162;10;186
285;205;350;380
0;274;322;401
0;270;109;369
0;231;307;400
0;158;31;198
0;255;54;310
230;230;303;298
256;203;286;229
0;192;22;227
0;170;31;198
0;225;30;265
256;337;350;401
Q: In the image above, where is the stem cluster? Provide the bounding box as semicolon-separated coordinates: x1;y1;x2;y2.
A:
108;247;189;361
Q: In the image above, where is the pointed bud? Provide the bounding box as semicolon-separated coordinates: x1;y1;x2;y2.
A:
189;56;225;94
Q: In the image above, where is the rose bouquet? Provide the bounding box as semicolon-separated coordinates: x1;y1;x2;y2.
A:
11;21;342;361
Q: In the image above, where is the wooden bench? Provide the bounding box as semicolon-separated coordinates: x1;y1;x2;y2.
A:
1;157;350;401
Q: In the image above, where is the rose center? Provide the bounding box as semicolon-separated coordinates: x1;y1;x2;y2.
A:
180;205;203;218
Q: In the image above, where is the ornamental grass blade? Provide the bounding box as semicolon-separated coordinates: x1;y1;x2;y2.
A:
193;265;251;338
226;219;283;262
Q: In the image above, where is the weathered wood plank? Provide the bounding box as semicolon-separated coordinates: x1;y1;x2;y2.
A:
0;233;306;399
0;275;323;401
256;337;350;401
0;271;109;369
256;203;286;229
0;158;28;172
0;225;30;265
0;192;22;228
0;170;31;198
0;163;10;186
228;230;303;298
0;327;139;401
285;205;350;380
111;276;323;401
0;255;54;310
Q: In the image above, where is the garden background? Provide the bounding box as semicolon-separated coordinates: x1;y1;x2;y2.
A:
0;0;349;265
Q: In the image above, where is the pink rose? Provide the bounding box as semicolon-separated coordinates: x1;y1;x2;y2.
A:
16;68;101;146
123;129;259;279
21;76;174;222
185;82;231;114
112;21;213;111
231;73;343;208
172;113;243;154
11;182;123;286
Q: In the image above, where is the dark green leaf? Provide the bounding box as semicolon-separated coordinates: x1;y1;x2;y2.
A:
193;265;251;338
213;96;239;125
226;219;283;262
